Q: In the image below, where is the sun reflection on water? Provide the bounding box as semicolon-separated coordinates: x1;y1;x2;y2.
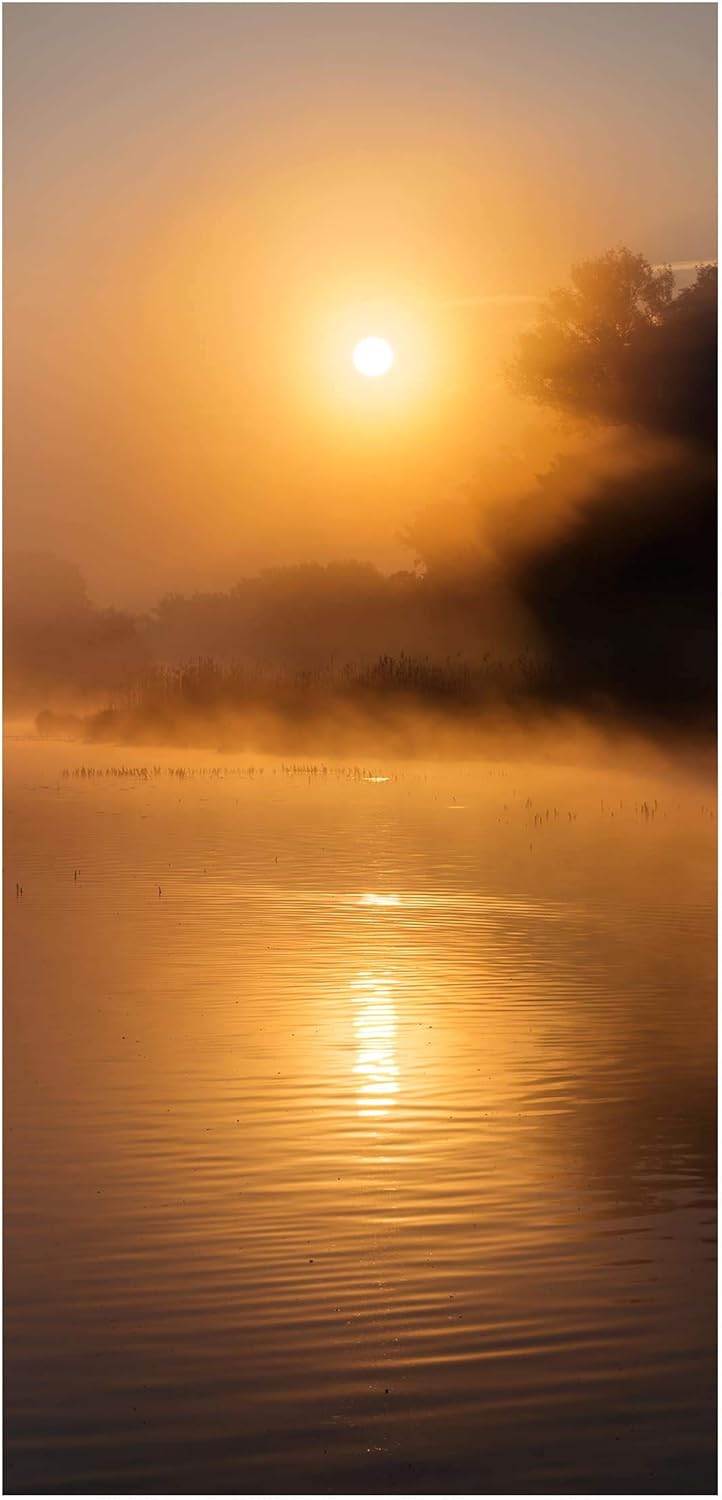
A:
350;970;399;1118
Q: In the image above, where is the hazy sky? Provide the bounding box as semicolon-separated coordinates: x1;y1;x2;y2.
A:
4;3;717;606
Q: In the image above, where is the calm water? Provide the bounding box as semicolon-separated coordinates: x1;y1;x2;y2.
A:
4;737;716;1494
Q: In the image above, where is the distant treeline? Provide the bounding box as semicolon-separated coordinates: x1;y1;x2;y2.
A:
7;554;524;705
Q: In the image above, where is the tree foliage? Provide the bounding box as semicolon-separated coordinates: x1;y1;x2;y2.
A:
509;248;716;443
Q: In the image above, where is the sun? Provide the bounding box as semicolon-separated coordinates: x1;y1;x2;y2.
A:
353;336;394;378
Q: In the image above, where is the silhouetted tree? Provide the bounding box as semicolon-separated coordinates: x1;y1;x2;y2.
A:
509;451;716;723
147;560;462;673
4;552;148;706
509;248;716;444
502;248;717;723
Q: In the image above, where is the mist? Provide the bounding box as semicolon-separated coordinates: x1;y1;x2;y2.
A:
7;251;716;758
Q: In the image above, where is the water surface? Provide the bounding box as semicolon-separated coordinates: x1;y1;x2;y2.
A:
4;739;716;1493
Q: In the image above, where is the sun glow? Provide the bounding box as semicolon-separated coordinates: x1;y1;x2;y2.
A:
309;297;439;424
353;336;394;378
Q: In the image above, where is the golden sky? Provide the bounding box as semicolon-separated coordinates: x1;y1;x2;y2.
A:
4;3;717;605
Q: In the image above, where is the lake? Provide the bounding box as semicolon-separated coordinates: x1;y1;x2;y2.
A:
4;735;716;1493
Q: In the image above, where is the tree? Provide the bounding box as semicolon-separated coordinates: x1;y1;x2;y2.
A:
4;551;148;706
508;248;716;444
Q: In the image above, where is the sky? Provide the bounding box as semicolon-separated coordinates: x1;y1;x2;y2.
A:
4;3;717;607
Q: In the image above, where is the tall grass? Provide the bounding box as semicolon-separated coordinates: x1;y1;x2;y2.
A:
35;649;555;750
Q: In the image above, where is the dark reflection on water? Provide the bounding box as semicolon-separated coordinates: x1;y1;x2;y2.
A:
4;743;716;1493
